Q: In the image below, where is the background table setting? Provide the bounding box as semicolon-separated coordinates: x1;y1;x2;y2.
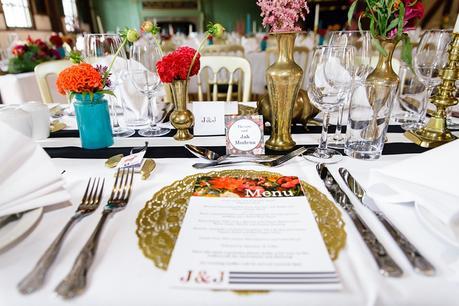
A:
1;1;459;306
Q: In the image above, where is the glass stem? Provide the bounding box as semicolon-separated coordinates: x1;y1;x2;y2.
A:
319;111;330;154
110;95;120;129
334;104;345;141
419;85;434;123
147;92;157;130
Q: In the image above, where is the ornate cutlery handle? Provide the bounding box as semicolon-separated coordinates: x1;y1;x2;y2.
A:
18;217;78;294
55;211;111;299
377;215;435;276
350;210;403;277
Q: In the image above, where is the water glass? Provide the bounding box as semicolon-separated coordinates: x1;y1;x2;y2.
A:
83;33;135;137
393;63;426;130
327;30;371;148
345;81;398;160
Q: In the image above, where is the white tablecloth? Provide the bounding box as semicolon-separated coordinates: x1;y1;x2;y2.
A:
1;154;459;306
0;72;66;105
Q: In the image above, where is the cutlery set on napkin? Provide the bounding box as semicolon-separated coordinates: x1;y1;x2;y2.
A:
317;139;459;277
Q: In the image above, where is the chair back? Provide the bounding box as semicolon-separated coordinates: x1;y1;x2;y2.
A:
197;56;251;102
34;59;72;104
201;44;245;57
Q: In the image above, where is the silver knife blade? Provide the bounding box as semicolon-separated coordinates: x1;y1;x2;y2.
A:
339;168;435;276
316;164;403;277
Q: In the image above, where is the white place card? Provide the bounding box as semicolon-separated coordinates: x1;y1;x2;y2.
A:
191;102;238;136
166;175;340;291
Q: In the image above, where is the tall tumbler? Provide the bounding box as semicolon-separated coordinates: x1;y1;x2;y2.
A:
344;81;398;160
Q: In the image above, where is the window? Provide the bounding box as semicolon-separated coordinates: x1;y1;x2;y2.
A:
62;0;78;32
1;0;33;28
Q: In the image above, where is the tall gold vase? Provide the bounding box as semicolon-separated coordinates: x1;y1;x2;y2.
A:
169;80;194;141
265;32;303;151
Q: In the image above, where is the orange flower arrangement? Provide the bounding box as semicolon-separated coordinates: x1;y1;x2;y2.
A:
56;63;103;95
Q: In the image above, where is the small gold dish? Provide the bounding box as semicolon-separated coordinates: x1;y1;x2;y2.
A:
105;154;123;168
50;120;67;133
141;159;156;180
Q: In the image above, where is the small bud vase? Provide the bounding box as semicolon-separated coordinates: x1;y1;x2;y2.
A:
73;93;114;149
169;80;194;141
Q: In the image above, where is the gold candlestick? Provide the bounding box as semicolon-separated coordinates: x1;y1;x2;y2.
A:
405;33;459;148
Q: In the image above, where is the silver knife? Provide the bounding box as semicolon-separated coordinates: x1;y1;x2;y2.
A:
192;147;307;169
316;164;403;277
339;168;435;276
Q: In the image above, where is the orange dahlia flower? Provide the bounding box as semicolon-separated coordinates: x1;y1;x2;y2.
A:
56;63;103;95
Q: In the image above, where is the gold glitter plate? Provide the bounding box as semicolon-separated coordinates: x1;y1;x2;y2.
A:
136;170;346;271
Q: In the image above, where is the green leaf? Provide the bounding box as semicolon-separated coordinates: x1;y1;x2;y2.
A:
401;34;413;66
386;17;400;34
397;2;405;38
372;38;388;57
348;1;358;26
82;92;87;101
89;91;94;102
68;92;75;102
98;90;116;97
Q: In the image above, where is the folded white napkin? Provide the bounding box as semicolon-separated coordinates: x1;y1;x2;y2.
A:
0;121;70;216
368;140;459;245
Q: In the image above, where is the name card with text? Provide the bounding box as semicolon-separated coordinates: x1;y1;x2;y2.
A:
225;115;264;155
192;102;238;136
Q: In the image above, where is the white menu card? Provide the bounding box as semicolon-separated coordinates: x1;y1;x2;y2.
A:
166;175;341;291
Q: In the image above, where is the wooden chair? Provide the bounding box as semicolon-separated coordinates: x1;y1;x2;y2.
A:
34;59;72;104
197;56;251;102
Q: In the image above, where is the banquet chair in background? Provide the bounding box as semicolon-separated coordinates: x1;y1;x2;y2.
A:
197;56;251;102
201;44;245;57
35;59;72;104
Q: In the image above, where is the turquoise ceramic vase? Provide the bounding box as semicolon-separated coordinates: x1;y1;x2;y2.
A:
74;93;113;149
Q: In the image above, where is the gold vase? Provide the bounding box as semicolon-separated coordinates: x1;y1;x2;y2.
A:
367;37;400;85
169;80;194;141
265;32;303;151
363;38;400;140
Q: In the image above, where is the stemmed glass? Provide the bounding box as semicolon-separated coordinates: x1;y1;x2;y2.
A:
84;33;135;137
304;45;355;163
129;34;170;137
412;29;452;130
327;30;371;148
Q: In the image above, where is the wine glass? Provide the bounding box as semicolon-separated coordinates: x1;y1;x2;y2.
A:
304;45;355;164
84;33;135;137
129;34;170;137
412;29;452;130
327;30;371;148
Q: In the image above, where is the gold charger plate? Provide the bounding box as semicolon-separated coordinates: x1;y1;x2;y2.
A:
136;170;346;272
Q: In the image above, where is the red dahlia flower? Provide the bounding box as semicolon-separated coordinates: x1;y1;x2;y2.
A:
156;46;200;83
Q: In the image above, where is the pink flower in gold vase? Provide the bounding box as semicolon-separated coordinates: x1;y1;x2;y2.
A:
257;0;309;32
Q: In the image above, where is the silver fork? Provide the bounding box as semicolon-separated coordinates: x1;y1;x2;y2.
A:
192;146;308;169
55;167;135;299
18;178;105;294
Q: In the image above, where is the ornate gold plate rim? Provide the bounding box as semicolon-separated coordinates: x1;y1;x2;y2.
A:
135;170;346;293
